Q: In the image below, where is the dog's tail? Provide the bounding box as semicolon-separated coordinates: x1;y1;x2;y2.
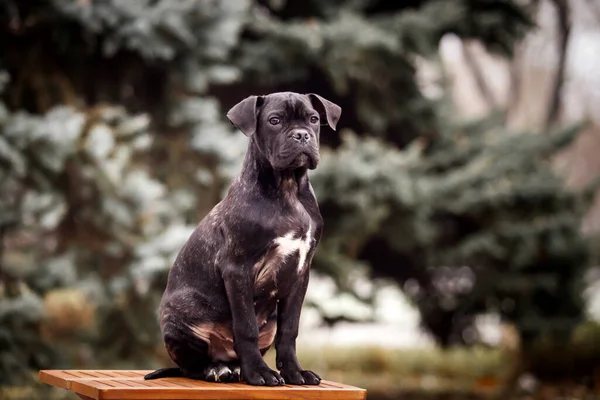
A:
144;367;183;380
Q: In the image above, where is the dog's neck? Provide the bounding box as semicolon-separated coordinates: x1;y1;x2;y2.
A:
240;139;307;197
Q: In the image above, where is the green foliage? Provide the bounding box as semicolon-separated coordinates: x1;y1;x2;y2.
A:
0;0;593;388
0;78;191;382
312;116;592;344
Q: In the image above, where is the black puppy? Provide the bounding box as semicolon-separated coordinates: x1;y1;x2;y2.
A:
144;92;341;386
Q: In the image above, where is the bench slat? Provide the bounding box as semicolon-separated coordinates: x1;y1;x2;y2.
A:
39;370;367;400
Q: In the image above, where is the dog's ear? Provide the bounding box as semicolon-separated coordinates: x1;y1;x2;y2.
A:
307;93;342;131
227;95;264;136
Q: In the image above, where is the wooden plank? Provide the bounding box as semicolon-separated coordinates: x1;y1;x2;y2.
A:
39;370;151;390
70;380;113;399
39;370;367;400
92;387;365;400
39;370;79;389
83;381;365;400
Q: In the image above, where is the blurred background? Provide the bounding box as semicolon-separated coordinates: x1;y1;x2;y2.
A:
2;0;600;399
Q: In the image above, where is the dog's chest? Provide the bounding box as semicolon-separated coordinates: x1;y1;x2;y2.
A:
253;216;315;297
273;221;314;271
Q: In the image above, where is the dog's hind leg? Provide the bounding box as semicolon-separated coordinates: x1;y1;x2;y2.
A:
147;323;213;381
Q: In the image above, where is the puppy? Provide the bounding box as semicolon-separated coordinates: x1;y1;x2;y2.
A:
144;92;341;386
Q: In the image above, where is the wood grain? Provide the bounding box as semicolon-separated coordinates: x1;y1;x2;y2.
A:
39;370;367;400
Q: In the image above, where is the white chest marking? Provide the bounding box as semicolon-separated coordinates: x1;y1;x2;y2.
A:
273;222;313;273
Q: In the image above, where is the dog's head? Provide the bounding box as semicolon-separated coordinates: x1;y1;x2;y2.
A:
226;92;341;170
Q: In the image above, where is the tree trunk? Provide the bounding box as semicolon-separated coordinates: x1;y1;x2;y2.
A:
545;0;571;130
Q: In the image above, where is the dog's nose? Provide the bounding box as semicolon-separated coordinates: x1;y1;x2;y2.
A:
293;132;309;141
292;131;310;144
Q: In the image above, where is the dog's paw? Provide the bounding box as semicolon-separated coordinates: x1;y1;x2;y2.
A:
230;365;242;382
203;363;233;383
242;364;285;386
280;368;321;385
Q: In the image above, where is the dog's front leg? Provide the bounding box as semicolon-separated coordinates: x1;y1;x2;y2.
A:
223;264;285;386
275;272;322;385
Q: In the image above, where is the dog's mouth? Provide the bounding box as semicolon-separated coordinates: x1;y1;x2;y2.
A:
271;144;320;170
272;152;318;171
292;152;318;170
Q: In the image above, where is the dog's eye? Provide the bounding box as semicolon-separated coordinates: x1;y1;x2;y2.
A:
269;117;280;125
310;116;319;124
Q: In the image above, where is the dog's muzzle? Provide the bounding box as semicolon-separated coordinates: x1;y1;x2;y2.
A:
273;129;319;170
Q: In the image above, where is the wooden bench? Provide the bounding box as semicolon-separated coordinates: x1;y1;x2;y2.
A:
39;370;367;400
